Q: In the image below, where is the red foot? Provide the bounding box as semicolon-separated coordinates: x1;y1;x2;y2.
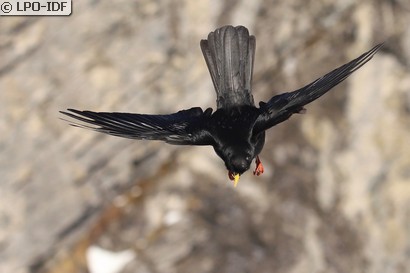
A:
253;156;264;176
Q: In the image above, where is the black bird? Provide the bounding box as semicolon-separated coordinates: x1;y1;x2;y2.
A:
61;25;382;186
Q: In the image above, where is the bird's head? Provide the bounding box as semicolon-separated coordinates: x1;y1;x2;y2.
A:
215;146;253;187
227;154;252;186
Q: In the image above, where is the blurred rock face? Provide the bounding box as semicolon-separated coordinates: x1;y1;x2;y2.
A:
1;1;410;273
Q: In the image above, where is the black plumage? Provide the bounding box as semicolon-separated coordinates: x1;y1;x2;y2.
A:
61;25;382;186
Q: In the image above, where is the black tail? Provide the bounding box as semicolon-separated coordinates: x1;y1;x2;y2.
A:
200;25;255;109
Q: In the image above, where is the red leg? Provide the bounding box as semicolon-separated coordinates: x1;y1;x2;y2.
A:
253;156;264;176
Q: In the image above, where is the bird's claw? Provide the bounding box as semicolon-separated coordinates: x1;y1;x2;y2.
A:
253;156;264;176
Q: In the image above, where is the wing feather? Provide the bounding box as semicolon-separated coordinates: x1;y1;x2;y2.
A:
60;107;213;145
254;43;383;133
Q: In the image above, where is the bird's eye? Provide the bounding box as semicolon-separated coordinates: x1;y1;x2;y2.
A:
245;156;250;161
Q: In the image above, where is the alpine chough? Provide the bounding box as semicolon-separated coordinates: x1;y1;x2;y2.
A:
61;25;382;186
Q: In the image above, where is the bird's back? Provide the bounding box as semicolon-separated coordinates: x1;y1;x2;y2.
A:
200;25;256;109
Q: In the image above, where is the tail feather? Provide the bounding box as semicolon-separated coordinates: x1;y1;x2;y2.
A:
201;25;255;108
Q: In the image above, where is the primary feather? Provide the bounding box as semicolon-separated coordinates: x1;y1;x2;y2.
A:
60;107;213;145
254;43;383;133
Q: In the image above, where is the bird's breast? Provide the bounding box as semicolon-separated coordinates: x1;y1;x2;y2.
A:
208;106;260;145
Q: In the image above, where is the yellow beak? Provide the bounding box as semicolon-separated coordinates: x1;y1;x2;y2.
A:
233;174;240;187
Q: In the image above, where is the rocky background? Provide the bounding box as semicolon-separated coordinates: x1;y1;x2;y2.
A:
1;0;410;272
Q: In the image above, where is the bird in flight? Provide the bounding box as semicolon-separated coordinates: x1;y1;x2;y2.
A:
61;25;382;187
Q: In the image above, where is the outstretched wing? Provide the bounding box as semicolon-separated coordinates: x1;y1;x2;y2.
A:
254;43;383;133
60;107;213;145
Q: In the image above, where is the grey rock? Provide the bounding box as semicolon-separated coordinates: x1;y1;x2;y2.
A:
0;1;409;272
